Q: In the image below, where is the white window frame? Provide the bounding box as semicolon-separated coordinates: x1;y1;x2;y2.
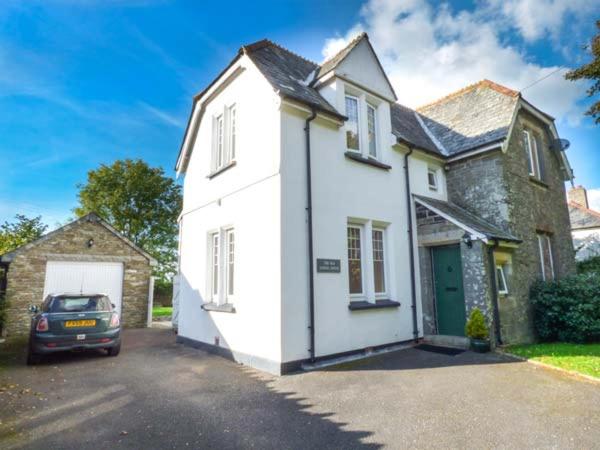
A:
215;114;225;170
428;168;438;191
208;227;235;305
523;129;541;179
345;95;361;153
209;232;220;301
496;265;508;295
347;224;365;298
367;102;378;159
372;227;387;297
228;104;237;162
537;233;555;281
224;228;235;302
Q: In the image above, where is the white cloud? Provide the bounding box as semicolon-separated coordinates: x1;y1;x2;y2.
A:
320;0;592;125
587;188;600;212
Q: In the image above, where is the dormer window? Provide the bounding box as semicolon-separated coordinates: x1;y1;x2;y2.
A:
345;95;360;151
211;104;237;173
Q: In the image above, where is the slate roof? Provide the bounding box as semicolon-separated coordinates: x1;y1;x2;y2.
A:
416;80;520;156
569;202;600;230
244;40;344;119
414;195;521;242
390;103;440;155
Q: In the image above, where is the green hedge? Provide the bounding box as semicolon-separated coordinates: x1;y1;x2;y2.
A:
531;274;600;343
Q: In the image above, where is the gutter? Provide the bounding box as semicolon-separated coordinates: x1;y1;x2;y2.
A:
403;145;419;341
305;107;317;362
487;239;503;345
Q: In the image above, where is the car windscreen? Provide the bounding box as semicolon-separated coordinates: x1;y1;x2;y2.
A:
48;296;112;313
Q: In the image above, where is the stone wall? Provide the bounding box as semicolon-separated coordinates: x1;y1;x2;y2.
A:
445;110;576;343
3;217;152;338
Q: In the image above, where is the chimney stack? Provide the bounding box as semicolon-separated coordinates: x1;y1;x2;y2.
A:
568;185;589;208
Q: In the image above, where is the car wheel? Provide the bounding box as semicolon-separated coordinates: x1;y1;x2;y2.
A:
107;343;121;357
27;349;41;366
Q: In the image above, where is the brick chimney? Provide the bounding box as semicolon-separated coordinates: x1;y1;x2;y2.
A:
568;185;589;208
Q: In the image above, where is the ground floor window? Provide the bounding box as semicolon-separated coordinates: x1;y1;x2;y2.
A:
209;227;235;304
537;232;555;281
496;265;508;294
347;220;389;301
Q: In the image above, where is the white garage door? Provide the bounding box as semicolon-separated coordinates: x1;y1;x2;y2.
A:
43;261;124;316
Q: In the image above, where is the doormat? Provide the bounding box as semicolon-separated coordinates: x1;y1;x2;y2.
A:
415;344;465;356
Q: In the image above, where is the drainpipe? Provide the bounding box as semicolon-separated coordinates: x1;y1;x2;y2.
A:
305;108;317;362
487;239;502;345
403;146;419;341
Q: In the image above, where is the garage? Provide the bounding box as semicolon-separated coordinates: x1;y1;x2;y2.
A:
0;213;156;339
43;261;124;316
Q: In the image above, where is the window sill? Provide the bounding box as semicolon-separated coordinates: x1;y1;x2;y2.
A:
344;151;391;171
207;161;237;179
348;299;400;311
528;176;549;189
201;302;236;313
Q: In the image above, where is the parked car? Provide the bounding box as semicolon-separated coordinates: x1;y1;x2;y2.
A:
27;294;121;365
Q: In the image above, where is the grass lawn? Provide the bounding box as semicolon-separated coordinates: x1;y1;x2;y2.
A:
505;343;600;379
152;306;172;319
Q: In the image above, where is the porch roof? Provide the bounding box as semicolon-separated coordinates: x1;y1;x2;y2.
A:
414;195;521;244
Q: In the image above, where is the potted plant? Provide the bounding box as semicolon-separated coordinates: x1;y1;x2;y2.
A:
465;307;490;353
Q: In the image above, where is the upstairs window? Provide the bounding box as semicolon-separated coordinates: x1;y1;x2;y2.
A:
367;103;377;158
428;169;438;191
523;129;543;180
212;104;237;173
345;95;360;151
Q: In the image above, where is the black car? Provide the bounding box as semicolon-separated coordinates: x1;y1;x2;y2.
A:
27;294;121;365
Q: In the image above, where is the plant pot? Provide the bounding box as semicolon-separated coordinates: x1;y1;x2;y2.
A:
470;338;490;353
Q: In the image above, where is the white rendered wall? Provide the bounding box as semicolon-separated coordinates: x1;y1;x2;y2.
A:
280;76;427;363
178;57;283;368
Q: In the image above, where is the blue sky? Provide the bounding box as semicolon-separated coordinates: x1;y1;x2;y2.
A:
1;0;599;227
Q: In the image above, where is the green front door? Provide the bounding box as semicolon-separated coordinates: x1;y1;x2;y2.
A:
432;245;466;336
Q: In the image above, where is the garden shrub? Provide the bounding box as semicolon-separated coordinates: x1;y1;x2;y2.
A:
465;307;489;340
531;273;600;343
577;255;600;275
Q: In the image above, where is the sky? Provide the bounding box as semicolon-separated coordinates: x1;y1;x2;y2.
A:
1;0;600;228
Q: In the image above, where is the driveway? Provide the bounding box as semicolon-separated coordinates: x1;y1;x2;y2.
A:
0;328;598;449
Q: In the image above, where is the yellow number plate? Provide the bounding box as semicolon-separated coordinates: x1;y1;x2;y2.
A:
65;320;96;328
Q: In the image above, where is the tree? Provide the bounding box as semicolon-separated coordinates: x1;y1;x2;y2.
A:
0;214;48;255
75;159;182;283
565;20;600;124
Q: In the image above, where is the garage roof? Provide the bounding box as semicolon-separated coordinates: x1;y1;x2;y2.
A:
0;213;157;265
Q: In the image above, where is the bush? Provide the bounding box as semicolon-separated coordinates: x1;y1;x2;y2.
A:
577;255;600;275
531;273;600;343
465;308;489;340
153;279;173;307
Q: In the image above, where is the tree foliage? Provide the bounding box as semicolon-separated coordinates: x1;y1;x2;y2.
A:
565;20;600;124
0;214;48;255
75;159;182;282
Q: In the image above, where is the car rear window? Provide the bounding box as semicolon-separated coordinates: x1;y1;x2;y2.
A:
49;296;112;313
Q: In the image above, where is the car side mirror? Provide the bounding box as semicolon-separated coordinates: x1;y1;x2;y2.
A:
28;305;39;314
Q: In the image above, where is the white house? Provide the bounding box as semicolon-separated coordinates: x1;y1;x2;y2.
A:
174;33;575;374
568;186;600;260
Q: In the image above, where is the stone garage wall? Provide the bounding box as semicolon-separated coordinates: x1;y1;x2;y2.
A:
3;217;152;339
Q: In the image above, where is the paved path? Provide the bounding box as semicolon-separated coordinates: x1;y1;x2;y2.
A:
0;328;598;449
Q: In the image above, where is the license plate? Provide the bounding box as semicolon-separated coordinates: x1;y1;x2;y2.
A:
65;320;96;328
77;334;86;340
